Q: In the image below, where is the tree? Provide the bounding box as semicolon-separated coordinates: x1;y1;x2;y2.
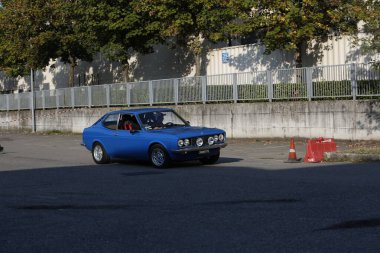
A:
0;0;58;76
359;0;380;68
50;0;97;87
86;0;163;82
136;0;239;76
0;0;97;87
238;0;363;67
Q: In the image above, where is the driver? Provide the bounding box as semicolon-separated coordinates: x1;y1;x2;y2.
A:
140;112;166;130
152;112;165;129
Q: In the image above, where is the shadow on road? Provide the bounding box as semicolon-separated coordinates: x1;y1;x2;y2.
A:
1;162;380;252
320;218;380;230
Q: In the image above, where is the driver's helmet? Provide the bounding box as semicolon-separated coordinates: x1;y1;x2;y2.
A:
141;112;163;125
154;112;164;123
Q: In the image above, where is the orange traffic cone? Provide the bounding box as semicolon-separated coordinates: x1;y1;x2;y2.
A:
284;138;301;163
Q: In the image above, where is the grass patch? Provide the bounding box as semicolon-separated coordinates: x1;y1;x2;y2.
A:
342;147;380;155
42;130;79;136
45;130;65;135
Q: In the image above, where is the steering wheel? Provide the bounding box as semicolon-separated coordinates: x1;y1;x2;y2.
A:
164;122;174;127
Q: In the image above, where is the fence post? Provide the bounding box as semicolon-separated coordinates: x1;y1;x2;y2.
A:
17;93;20;111
233;73;238;103
42;91;46;110
6;94;9;112
201;76;207;104
87;86;92;108
56;90;59;109
306;67;313;101
106;85;110;108
351;63;357;100
267;71;273;102
71;88;75;108
174;79;179;105
149;81;153;106
126;84;131;107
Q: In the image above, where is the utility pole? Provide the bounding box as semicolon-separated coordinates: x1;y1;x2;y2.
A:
30;68;36;132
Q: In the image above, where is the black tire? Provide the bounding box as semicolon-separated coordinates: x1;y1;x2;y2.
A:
92;142;110;164
200;150;220;165
149;144;171;168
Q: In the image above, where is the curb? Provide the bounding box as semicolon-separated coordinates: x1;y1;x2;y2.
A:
324;152;380;162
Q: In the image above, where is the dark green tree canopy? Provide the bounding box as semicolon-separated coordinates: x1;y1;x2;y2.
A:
0;0;58;76
236;0;364;67
84;0;164;81
0;0;375;81
0;0;97;86
136;0;240;75
359;0;380;67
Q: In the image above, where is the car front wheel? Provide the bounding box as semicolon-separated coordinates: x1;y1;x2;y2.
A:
150;144;170;168
92;142;110;164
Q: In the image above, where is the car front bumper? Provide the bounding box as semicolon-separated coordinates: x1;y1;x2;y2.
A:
172;143;228;154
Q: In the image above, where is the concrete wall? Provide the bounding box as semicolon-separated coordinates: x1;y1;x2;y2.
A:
1;101;380;140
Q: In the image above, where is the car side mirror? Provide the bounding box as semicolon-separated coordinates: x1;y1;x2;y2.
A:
186;121;190;125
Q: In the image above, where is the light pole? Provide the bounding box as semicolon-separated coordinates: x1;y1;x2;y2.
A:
30;68;36;132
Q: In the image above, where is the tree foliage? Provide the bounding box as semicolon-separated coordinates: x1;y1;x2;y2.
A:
0;0;97;86
0;0;58;76
51;0;97;87
236;0;363;67
359;0;380;68
136;0;239;76
85;0;163;82
0;0;376;83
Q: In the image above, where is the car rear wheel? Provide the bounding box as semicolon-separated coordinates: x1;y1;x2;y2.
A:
200;150;220;165
92;142;110;164
150;144;170;168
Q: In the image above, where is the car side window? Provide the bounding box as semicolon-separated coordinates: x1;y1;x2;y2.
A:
118;114;141;131
139;111;187;130
102;114;119;130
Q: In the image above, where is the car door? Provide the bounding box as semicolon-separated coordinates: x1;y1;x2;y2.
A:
99;113;121;156
110;113;146;159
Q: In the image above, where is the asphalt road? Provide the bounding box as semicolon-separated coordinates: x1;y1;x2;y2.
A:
0;134;380;253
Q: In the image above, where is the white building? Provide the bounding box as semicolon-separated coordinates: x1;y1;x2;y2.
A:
0;34;379;93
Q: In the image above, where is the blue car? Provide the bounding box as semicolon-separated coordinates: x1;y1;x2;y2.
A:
82;108;227;168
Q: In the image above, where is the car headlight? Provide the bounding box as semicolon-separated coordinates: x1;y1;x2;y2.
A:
208;136;214;145
214;135;219;142
184;139;190;146
219;134;224;142
178;139;184;147
196;137;203;147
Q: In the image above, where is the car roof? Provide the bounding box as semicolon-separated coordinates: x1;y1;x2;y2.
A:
106;108;173;115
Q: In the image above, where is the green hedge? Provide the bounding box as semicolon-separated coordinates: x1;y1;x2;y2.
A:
112;80;380;105
312;81;351;97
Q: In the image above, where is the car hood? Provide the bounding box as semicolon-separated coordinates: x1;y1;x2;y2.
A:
152;126;224;138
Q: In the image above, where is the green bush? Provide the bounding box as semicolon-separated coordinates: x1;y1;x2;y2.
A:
273;83;307;99
312;81;351;97
357;80;380;95
238;84;268;100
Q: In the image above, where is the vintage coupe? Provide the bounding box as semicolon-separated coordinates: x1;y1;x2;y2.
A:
82;108;227;168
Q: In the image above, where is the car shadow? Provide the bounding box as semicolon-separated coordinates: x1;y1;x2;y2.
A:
318;218;380;231
217;157;243;164
112;156;243;169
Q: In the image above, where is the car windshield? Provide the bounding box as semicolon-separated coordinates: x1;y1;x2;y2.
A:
138;110;188;130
